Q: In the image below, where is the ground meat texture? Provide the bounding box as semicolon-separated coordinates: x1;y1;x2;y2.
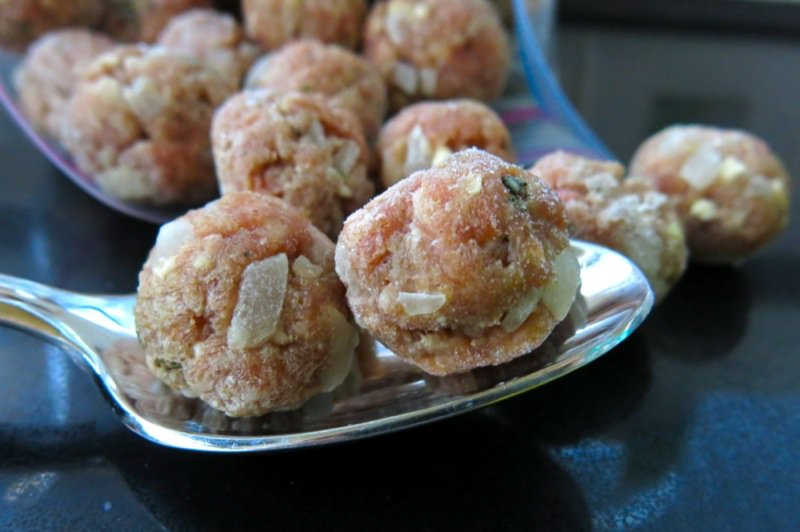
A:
245;40;387;141
103;0;212;43
13;29;115;138
532;151;688;302
135;192;360;417
335;148;579;376
377;99;514;188
242;0;367;51
60;45;234;205
211;89;374;239
157;8;260;86
0;0;104;50
629;125;791;264
363;0;511;111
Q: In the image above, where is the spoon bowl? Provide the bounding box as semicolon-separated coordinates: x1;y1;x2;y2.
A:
0;241;653;452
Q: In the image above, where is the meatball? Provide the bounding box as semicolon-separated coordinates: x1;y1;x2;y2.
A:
60;45;234;205
13;29;115;138
245;40;387;141
0;0;104;50
242;0;367;50
629;125;791;264
103;0;212;43
363;0;510;110
136;192;359;417
532;151;688;302
157;8;260;85
335;149;579;376
211;89;374;238
377;99;514;188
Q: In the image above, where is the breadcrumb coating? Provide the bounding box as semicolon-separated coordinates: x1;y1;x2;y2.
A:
136;192;359;416
336;149;578;375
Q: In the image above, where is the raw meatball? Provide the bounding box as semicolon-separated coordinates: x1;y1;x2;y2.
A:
157;8;260;85
377;99;514;188
0;0;104;50
629;125;791;264
211;89;374;238
242;0;367;50
245;40;387;141
532;151;688;302
60;45;235;205
13;29;115;138
136;192;359;417
363;0;510;110
335;149;579;376
103;0;212;43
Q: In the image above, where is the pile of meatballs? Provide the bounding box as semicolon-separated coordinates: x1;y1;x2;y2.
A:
7;0;791;418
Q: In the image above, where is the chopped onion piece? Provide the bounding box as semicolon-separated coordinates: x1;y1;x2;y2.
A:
317;307;359;392
432;145;453;166
291;255;323;278
541;247;580;321
398;291;446;316
334;140;361;175
689;198;718;221
679;146;722;190
419;68;438;96
719;156;747;180
462;172;483;195
501;286;543;332
308;118;326;144
393;62;418;94
228;253;289;350
404;125;432;175
150;218;194;277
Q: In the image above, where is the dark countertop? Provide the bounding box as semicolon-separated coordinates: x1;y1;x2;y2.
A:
561;0;800;37
2;25;800;532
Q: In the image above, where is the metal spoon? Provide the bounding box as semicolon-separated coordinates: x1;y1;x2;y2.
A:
0;241;653;452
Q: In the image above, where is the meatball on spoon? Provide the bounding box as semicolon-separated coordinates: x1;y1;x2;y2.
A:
0;241;652;452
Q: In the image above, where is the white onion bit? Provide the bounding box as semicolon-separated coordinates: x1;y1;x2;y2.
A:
398;291;446;316
541;248;580;321
228;253;289;350
679;146;722;190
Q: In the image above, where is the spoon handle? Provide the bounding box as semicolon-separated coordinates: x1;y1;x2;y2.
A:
0;274;137;371
0;275;82;350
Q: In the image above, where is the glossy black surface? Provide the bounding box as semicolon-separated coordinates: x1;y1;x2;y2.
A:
2;33;800;532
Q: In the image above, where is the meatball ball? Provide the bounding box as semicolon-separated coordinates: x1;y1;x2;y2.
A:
335;149;579;376
377;99;514;188
211;89;374;238
629;125;791;264
0;0;104;50
60;45;235;205
242;0;367;50
13;29;115;138
363;0;510;110
157;8;260;85
136;192;359;417
245;40;387;141
532;151;688;302
103;0;212;43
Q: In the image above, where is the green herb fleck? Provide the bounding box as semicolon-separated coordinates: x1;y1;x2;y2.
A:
501;174;529;210
154;358;181;371
301;84;315;92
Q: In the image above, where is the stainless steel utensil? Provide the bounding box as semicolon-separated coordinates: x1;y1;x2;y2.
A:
0;241;653;452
